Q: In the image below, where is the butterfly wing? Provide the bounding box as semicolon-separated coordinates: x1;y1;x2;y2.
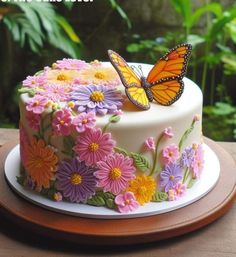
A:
108;50;150;109
147;43;192;83
150;77;184;106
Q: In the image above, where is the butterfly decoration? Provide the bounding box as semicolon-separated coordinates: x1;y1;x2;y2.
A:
108;43;192;110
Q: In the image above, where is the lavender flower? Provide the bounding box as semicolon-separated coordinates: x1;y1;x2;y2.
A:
160;163;182;192
180;146;195;168
70;84;123;115
56;158;97;203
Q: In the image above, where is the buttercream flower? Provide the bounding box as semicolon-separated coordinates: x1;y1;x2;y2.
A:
162;144;180;164
45;69;81;87
191;144;204;178
72;112;96;133
163;127;174;138
23;74;46;88
193;114;200;122
95;153;136;195
174;182;186;198
56;158;97;203
52;108;73;136
115;192;139;213
54;192;63;202
180;146;195;168
26;95;49;114
24;137;58;189
73;128;115;166
168;189;176;201
113;109;124;116
77;65;121;86
26;111;41;131
71;84;123;115
160;163;182;192
39;84;71;102
53;58;89;70
127;175;156;205
143;137;155;151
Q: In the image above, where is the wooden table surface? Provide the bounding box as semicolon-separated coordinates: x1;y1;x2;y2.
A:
0;128;236;257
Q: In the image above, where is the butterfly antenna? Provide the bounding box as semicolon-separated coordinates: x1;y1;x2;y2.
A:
131;65;141;77
138;65;144;76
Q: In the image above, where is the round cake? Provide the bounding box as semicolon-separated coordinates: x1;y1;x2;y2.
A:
18;57;204;214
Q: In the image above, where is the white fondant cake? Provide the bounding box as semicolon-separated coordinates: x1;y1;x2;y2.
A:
18;57;204;214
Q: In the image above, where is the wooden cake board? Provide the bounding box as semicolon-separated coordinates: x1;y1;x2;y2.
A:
0;138;236;245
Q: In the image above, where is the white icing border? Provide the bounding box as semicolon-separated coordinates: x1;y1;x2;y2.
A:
4;144;220;219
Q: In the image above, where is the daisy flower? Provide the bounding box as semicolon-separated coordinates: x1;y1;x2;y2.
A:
162;144;180;164
23;74;46;88
95;153;136;195
53;58;89;70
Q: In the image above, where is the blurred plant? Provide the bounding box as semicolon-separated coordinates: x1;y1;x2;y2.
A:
0;1;81;57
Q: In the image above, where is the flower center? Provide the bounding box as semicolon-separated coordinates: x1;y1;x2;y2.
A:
169;151;173;157
169;175;175;181
82;119;88;124
94;71;105;80
138;186;147;195
90;91;105;102
70;173;82;185
109;167;122;180
60;120;65;125
34;156;44;168
89;142;99;152
57;73;69;81
33;100;39;106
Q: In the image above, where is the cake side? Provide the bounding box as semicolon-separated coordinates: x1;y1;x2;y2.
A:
18;59;204;213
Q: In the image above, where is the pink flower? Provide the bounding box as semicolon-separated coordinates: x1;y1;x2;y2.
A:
163;127;174;139
40;84;70;102
95;153;136;195
193;114;200;122
113;109;124;116
191;144;204;178
115;192;139;213
143;137;155;151
72;112;96;133
52;108;73;136
26;111;41;131
162;144;180;164
26;95;48;114
53;58;89;70
174;182;186;198
23;75;46;88
73;128;115;166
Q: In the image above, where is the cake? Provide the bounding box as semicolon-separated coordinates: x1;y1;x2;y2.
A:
17;47;204;214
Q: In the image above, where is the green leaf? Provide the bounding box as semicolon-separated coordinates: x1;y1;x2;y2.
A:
109;114;121;123
87;195;106;206
18;87;36;96
56;15;80;43
106;198;115;209
152;191;168;202
114;146;129;156
63;136;74;156
86;191;115;207
187;178;197;189
131;152;150;172
96;191;115;200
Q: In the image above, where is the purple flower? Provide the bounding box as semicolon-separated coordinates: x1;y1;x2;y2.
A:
180;146;195;168
70;84;123;115
52;108;73;136
160;163;182;192
72;112;96;133
56;158;97;203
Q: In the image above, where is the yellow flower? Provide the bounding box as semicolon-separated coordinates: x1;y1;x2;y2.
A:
24;137;58;189
78;66;120;86
45;69;81;86
127;175;156;205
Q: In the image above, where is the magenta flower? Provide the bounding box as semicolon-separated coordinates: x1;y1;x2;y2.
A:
40;84;70;102
115;192;139;213
174;182;186;198
73;128;115;166
23;74;46;88
95;153;136;195
163;127;174;139
52;108;73;136
72;112;96;133
26;111;41;131
53;58;89;70
162;144;180;164
26;95;48;114
143;137;155;151
191;144;204;178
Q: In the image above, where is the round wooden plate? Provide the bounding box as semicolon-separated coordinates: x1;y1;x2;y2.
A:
0;138;236;245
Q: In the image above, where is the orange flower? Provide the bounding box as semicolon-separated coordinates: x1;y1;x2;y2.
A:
24;137;58;189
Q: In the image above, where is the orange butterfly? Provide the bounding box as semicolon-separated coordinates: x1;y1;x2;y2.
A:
108;43;192;110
